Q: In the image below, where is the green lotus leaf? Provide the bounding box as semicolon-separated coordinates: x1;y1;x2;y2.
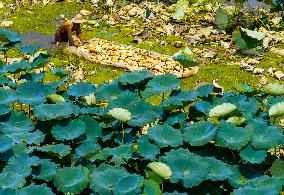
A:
33;102;78;121
194;101;212;114
54;166;89;194
2;60;31;74
8;130;45;144
209;103;237;118
0;29;21;42
147;162;172;179
20;72;44;82
250;123;283;150
109;91;140;109
246;175;284;188
233;29;263;50
163;191;187;195
108;108;132;122
214;8;229;29
3;154;40;177
51;119;86;141
0;171;25;190
0;111;35;134
78;116;102;141
103;144;133;165
196;84;213;97
75;141;101;158
19;45;40;55
135;136;160;160
215;122;251;150
228;166;249;188
0;88;17;105
143;74;180;96
127;101;163;127
227;116;246;126
232;186;282;195
272;159;284;177
30;52;49;68
0;75;15;87
17;184;54;195
142;179;162;195
0;104;9;116
67;82;96;97
238;98;260;119
184;121;218;146
161;90;197;110
35;144;72;157
51;67;68;77
46;94;65;103
269;102;284;117
162;149;209;188
0;189;15;195
113;175;143;195
172;52;198;67
165;112;187;125
147;124;183;148
118;69;153;85
16;81;54;106
240;144;267;164
205;157;233;181
234;83;254;92
89;164;129;195
261;83;284;96
33;159;58;181
0;134;14;153
95;80;125;101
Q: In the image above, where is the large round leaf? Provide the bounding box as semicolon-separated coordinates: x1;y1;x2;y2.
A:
33;102;78;121
8;129;45;144
271;159;284;177
239;144;267;164
0;171;25;190
135;136;160;160
215;122;251;150
0;88;17;105
89;164;129;195
113;175;144;195
148;124;183;148
0;104;9;117
16;81;53;106
0;29;21;42
54;166;89;194
161;90;198;110
142;179;162;195
17;184;55;195
33;159;58;181
67;82;96;97
75;141;101;158
51;119;86;141
184;121;218;146
95;80;125;101
205;157;233;181
34;144;71;158
0;111;35;134
2;60;31;74
143;73;180;96
78;116;102;141
0;135;14;153
232;186;282;195
118;69;153;85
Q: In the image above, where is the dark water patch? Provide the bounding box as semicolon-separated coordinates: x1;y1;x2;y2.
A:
21;32;55;50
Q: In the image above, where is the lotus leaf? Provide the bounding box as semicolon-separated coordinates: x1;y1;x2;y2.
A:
19;45;40;55
135;136;160;160
78;116;102;141
30;52;49;68
143;74;180;96
0;75;15;87
113;175;144;195
261;83;284;95
172;52;197;67
240;144;267;164
241;27;265;40
163;191;187;195
0;135;14;153
272;159;284;177
118;69;153;85
34;144;72;157
46;94;65;103
205;157;233;181
0;189;15;195
108;108;131;122
269;101;284;117
228;166;249;188
54;166;89;194
215;8;229;29
51;119;86;141
232;185;282;195
238;98;260;118
33;102;78;121
250;123;283;149
246;175;284;188
147;162;172;179
16;81;54;106
75;141;101;158
89;164;129;194
0;111;35;134
109;91;140;109
51;67;68;77
8;130;45;144
95;80;125;101
0;88;17;105
184;121;218;146
67;82;96;97
0;29;21;42
0;171;25;190
16;184;55;195
233;29;262;50
20;72;44;82
215;122;251;150
103;144;133;165
234;83;254;92
196;84;213;97
0;104;9;116
209;103;237;118
33;159;58;181
142;179;162;195
161;90;198;110
2;60;31;74
162;151;209;188
227;116;246;126
147;124;183;148
165;112;187;125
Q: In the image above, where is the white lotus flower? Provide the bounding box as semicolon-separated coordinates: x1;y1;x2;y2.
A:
269;102;284;117
108;108;131;122
147;162;172;179
209;103;237;118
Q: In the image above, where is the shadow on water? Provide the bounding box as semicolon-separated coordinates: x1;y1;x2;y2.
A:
21;32;56;50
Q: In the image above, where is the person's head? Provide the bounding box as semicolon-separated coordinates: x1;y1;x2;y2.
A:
71;14;86;26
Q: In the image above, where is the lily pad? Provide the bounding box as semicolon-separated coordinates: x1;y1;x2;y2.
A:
0;171;25;190
0;134;14;153
0;88;17;105
33;159;58;181
135;136;160;160
118;69;153;85
113;175;144;195
271;159;284;177
67;82;96;97
240;144;267;164
34;144;72;157
0;29;21;43
17;184;54;195
205;157;233;181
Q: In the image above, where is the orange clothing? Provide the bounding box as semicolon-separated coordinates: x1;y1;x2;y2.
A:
54;20;82;46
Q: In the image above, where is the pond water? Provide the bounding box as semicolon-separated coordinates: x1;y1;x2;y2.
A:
21;32;55;50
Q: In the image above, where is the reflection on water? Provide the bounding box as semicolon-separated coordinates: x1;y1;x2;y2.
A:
21;32;55;50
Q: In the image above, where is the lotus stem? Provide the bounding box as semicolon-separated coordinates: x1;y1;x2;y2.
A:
122;123;125;144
